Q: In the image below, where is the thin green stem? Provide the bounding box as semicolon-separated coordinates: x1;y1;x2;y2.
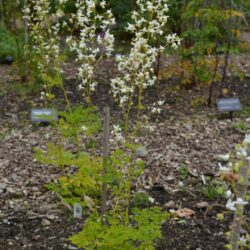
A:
124;155;133;227
61;83;81;155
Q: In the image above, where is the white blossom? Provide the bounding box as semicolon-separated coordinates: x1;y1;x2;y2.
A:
111;0;179;117
236;147;248;158
243;134;250;144
111;125;125;143
218;162;231;172
148;197;155;203
239;236;247;245
24;0;64;100
225;190;232;198
226;198;248;211
67;0;115;98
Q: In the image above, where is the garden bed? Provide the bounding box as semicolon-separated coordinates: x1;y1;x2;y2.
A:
0;62;249;249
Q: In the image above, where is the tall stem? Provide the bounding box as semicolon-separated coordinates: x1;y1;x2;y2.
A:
124;112;130;140
61;83;81;155
101;106;110;220
125;157;133;227
135;84;143;136
207;48;219;106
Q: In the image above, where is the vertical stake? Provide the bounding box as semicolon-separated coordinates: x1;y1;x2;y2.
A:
101;106;110;220
229;111;233;120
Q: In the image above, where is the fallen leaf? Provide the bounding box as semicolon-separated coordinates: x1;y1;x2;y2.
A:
222;172;239;183
176;208;195;218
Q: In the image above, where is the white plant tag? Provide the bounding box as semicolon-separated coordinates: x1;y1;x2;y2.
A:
73;203;82;219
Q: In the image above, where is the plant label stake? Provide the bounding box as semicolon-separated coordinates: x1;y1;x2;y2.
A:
31;108;58;123
216;98;242;120
73;203;82;219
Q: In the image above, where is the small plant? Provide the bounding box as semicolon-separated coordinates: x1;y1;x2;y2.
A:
132;192;151;208
179;166;189;180
70;207;169;250
236;107;250;118
203;184;225;200
225;135;250;250
232;121;248;133
44;153;103;210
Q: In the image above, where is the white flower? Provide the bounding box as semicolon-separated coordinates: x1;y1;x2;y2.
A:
56;10;64;18
148;197;155;203
226;198;248;211
100;0;106;8
236;147;248;158
218;162;231;172
239;236;247;245
235;198;248;206
243;134;250;144
225;190;232;198
157;100;165;106
226;199;236;211
22;7;30;14
111;125;124;143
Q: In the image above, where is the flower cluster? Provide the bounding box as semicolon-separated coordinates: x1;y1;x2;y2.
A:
151;100;165;114
67;0;115;100
166;33;181;49
111;38;158;108
226;197;248;211
224;134;250;212
24;0;64;99
110;125;125;144
111;0;180;121
126;0;170;39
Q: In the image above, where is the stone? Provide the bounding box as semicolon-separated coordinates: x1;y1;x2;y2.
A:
41;218;51;226
135;146;147;157
195;202;209;209
163;200;175;209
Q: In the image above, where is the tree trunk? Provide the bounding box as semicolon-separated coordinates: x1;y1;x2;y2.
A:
220;0;233;97
23;0;29;82
0;0;4;26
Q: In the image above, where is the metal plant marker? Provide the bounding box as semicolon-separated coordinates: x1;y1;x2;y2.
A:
217;98;242;119
31;108;58;123
73;203;82;219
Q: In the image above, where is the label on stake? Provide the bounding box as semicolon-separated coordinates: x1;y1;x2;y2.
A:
216;98;242;112
73;203;82;219
31;108;58;123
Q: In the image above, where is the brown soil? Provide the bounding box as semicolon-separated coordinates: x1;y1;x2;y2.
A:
0;61;249;250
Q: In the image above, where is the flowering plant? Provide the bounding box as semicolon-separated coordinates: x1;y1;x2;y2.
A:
67;0;115;103
223;134;250;250
24;0;65;101
111;0;180;137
